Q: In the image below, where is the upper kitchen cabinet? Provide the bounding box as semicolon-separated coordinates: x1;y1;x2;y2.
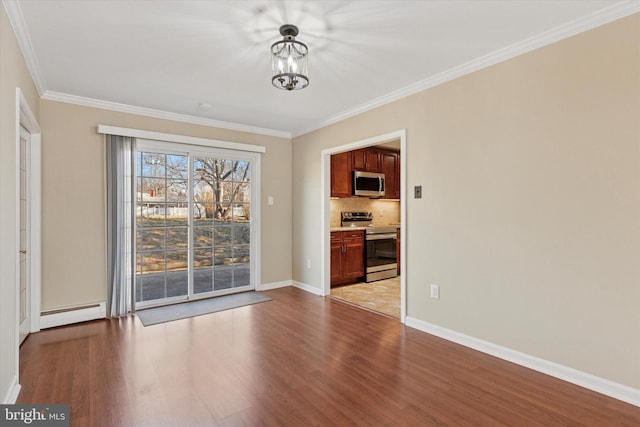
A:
381;150;400;199
352;148;382;173
331;151;352;198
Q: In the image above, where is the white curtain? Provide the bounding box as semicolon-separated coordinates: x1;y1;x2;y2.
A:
106;135;136;317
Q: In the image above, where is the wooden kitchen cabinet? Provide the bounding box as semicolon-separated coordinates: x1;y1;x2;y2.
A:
330;230;365;286
330;232;344;284
342;231;365;280
351;148;367;171
396;151;401;199
381;150;399;199
352;148;382;173
330;151;352;198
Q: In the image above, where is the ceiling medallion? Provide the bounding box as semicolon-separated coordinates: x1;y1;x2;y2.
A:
271;24;309;91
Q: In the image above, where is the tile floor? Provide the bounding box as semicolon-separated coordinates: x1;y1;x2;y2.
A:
330;276;400;319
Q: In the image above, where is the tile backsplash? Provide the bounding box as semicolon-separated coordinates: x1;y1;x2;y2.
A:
330;198;400;227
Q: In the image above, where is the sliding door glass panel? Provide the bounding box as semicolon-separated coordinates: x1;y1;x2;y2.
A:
193;157;251;294
136;152;189;303
192;172;214;294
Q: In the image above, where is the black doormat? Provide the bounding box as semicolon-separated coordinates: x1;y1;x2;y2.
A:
136;291;272;326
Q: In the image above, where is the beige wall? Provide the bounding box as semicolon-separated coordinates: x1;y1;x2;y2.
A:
292;14;640;388
39;100;292;310
0;4;40;402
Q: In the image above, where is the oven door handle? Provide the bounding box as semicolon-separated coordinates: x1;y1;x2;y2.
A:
366;233;397;240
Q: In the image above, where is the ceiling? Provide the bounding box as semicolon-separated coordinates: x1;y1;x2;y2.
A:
7;0;636;137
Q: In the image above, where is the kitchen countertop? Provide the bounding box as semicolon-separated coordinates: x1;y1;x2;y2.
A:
331;226;368;232
330;225;400;232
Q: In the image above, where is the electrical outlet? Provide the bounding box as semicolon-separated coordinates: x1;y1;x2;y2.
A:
430;284;440;299
306;259;312;269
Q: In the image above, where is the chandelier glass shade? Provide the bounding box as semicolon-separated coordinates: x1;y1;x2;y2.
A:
271;24;309;91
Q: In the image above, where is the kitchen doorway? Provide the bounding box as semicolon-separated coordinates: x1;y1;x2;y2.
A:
321;130;407;322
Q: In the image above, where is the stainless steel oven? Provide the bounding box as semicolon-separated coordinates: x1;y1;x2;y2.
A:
365;226;398;282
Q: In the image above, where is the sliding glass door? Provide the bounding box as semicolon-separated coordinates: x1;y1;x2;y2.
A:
192;156;251;294
135;140;257;307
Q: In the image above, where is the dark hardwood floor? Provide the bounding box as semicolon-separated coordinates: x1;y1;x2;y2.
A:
18;287;640;426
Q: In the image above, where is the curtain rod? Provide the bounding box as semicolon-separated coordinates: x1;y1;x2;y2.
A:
97;124;266;154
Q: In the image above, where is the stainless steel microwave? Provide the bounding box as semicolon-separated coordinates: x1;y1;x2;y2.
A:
353;171;385;197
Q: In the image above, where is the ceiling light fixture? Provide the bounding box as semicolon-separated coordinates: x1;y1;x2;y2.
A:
271;24;309;91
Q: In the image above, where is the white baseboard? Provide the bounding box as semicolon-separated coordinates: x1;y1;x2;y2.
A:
258;280;292;291
258;280;324;296
405;316;640;407
40;302;106;329
291;281;323;296
2;376;21;404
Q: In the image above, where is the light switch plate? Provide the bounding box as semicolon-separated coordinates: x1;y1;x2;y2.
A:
414;186;422;199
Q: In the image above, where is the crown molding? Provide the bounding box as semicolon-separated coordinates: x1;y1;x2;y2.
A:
3;0;46;95
291;1;640;137
42;91;292;139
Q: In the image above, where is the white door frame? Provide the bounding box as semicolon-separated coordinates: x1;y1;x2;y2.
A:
320;129;407;323
15;88;42;347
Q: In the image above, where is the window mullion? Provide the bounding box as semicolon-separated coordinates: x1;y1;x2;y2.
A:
188;153;194;299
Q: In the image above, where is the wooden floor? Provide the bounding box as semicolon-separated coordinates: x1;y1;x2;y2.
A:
18;287;640;426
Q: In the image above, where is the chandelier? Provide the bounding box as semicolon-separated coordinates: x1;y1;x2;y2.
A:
271;24;309;91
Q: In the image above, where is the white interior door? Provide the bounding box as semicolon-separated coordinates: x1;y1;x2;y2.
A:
19;126;30;344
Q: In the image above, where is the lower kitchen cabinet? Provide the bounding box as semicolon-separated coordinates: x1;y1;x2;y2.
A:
330;230;365;287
